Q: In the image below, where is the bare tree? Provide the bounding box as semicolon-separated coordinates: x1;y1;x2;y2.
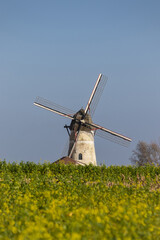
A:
130;141;160;166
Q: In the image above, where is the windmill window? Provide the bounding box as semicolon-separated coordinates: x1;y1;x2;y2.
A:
79;153;83;160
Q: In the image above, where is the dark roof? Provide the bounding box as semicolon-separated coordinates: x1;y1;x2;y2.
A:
53;156;79;165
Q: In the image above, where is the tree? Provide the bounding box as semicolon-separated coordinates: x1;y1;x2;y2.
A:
130;141;160;166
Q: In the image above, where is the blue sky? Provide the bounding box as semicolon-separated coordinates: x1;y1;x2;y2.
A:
0;0;160;165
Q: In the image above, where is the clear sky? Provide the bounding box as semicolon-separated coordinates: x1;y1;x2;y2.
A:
0;0;160;165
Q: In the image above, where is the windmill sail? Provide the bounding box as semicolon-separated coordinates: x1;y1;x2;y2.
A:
82;121;131;146
95;129;131;147
34;96;75;120
68;130;80;158
85;74;107;117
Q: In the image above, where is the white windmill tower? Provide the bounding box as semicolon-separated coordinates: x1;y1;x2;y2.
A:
34;74;131;165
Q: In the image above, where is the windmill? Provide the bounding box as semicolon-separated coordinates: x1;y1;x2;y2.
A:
34;73;131;165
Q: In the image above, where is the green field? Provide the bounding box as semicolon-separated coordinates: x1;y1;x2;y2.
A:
0;161;160;239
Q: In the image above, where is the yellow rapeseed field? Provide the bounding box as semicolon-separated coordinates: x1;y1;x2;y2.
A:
0;161;160;239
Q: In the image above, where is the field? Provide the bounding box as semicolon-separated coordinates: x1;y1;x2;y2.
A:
0;161;160;240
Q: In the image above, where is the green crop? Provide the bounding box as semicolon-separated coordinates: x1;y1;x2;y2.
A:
0;161;160;239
